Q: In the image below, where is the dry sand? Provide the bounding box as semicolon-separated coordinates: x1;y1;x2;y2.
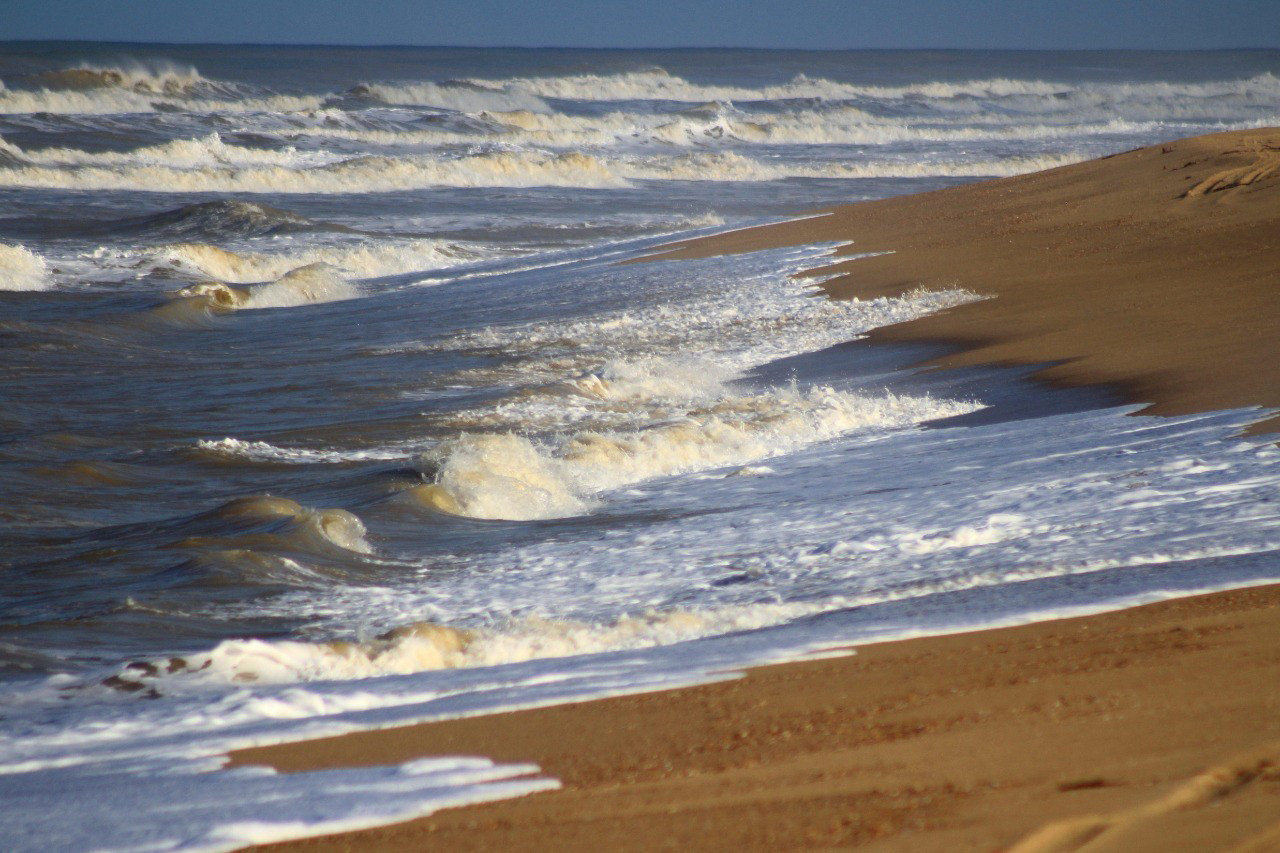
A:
234;129;1280;850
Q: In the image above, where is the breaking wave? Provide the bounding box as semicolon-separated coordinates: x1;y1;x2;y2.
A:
415;387;977;521
0;143;1085;193
462;68;1280;106
135;237;476;283
26;61;210;95
0;60;323;114
103;602;821;688
0;132;342;170
155;263;359;322
0;243;51;291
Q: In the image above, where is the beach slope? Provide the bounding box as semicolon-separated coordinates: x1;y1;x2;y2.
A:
240;586;1280;851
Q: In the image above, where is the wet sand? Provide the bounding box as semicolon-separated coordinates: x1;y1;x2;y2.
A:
239;585;1280;851
235;130;1280;850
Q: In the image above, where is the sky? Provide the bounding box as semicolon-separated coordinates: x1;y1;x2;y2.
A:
2;0;1279;50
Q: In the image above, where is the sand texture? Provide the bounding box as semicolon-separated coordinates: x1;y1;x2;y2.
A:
238;585;1280;851
647;128;1280;433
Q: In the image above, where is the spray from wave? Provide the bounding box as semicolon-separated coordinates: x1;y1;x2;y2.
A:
26;61;210;95
0;243;51;291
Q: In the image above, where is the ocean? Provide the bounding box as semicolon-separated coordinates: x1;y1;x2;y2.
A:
1;43;1279;849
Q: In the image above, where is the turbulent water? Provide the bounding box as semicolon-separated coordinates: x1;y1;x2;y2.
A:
2;43;1280;849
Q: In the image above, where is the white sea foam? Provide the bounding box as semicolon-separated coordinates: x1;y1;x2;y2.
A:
0;137;1086;193
409;244;984;521
147;238;476;283
461;68;1280;106
196;437;414;464
0;243;51;291
226;263;360;309
0;132;342;170
161;264;360;318
416;388;976;521
0;80;322;115
267;106;1270;155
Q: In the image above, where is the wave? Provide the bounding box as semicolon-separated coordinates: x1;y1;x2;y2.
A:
265;105;1269;157
0;243;51;291
0;141;1086;193
483;108;1207;149
352;81;551;113
432;267;981;434
193;495;372;554
154;263;359;323
415;387;977;521
102;601;825;687
461;68;1280;106
0;83;324;115
103;199;332;241
134;237;476;283
25;61;210;96
0;132;342;170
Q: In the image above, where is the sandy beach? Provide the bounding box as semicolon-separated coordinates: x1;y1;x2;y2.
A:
231;128;1280;850
240;585;1280;852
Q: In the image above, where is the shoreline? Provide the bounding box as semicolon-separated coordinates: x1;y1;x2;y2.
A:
235;129;1280;850
240;583;1280;851
645;128;1280;433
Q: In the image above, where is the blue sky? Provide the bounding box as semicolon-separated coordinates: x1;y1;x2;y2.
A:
3;0;1278;49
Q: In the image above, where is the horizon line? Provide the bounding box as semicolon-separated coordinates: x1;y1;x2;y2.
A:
3;39;1279;52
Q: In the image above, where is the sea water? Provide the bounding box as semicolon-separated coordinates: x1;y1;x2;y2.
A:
1;44;1279;850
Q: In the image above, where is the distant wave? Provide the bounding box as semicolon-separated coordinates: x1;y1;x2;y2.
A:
102;199;336;240
0;132;343;170
25;61;211;95
0;139;1087;193
0;60;322;114
458;68;1280;105
282;107;1205;151
350;80;550;113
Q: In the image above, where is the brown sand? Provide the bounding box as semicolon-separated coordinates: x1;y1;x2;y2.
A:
234;131;1280;850
239;585;1280;851
645;128;1280;433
